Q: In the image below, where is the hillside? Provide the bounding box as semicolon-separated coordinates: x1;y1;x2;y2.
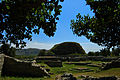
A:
16;48;40;56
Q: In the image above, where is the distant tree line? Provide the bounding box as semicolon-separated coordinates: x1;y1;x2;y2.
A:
38;49;55;56
88;47;120;57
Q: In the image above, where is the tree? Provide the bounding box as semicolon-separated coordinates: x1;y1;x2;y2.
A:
71;0;120;50
0;0;64;47
38;49;55;56
111;47;120;56
88;51;95;56
50;42;86;55
99;48;110;57
0;44;16;57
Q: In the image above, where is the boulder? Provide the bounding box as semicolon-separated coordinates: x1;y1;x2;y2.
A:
61;73;77;80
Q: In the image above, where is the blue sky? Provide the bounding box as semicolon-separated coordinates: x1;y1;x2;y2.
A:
24;0;104;53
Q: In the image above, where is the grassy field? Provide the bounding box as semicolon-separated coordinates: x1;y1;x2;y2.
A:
0;61;120;80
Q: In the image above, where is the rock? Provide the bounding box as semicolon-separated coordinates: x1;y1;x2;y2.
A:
61;73;77;80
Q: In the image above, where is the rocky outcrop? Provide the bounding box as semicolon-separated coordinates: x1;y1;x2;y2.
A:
1;55;50;77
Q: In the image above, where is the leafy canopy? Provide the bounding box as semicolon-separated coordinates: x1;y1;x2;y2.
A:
0;0;64;47
71;0;120;49
0;44;16;57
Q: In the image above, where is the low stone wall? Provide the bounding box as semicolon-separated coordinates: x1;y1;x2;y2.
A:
36;57;61;63
36;56;119;62
0;54;4;76
1;55;50;77
45;61;62;67
67;56;118;62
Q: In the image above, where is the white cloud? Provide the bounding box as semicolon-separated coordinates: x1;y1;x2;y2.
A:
24;41;104;53
25;42;54;50
80;42;104;53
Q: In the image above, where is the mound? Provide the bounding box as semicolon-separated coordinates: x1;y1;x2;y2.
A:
50;42;86;55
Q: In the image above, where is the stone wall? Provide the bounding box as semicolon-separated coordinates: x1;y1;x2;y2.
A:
36;56;119;62
0;54;4;76
45;61;62;67
1;55;50;77
101;58;120;70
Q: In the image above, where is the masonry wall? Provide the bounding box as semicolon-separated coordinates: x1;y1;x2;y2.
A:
0;54;4;76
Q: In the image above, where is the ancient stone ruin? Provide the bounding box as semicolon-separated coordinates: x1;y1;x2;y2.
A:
101;58;120;70
0;54;50;77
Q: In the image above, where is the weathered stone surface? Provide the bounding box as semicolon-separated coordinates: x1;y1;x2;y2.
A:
1;55;50;77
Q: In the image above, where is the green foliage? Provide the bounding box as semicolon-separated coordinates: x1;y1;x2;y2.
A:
38;49;55;56
71;0;120;49
38;49;47;56
50;42;86;55
111;47;120;56
99;48;110;57
88;52;95;56
88;48;110;56
0;0;64;47
0;44;16;57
